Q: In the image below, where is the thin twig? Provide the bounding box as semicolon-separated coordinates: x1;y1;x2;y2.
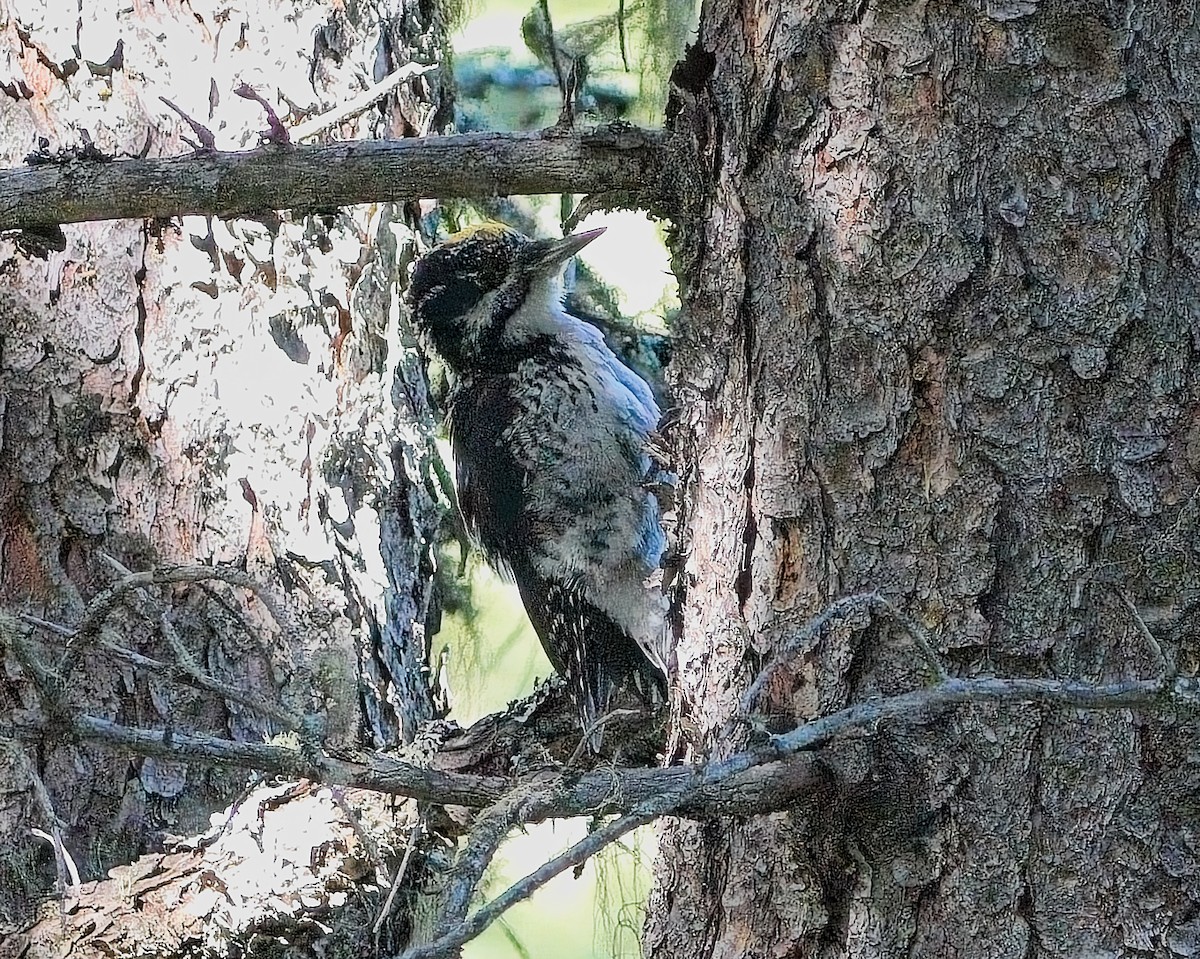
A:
235;83;290;145
739;591;948;723
618;0;629;72
60;562;293;682
160;96;216;149
17;613;74;638
435;796;528;935
768;675;1183;756
3;614;65;713
568;708;639;765
100;554;296;639
374;818;424;940
157;611;302;730
29;613;301;731
398;786;689;959
291;62;437;141
1115;588;1172;680
99;552;292;677
194;581;287;681
739;592;878;715
330;786;385;866
870;593;948;682
41;557;301;728
538;0;565;96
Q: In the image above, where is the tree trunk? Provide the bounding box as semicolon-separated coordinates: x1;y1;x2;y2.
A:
650;1;1199;956
0;0;448;948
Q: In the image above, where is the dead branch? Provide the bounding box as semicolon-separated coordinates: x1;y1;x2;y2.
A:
6;583;1196;957
9;608;1194;826
40;561;303;730
433;795;529;937
401;788;684;959
0;125;669;233
374;819;424;940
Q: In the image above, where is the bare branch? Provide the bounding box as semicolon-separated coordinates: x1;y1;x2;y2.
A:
401;792;682;959
403;672;1192;957
42;675;1196;821
5;614;67;715
434;795;529;935
374;819;424;939
98;554;297;636
60;561;294;681
9;587;1197;956
17;613;74;638
235;83;291;145
0;126;669;232
88;554;304;727
66;713;514;807
768;675;1189;757
291;63;436;142
869;593;949;682
23;609;300;730
97;628;303;728
159;96;217;150
160;612;304;729
1115;588;1172;679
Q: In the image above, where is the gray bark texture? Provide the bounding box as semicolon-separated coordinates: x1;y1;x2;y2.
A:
649;1;1200;957
0;0;449;952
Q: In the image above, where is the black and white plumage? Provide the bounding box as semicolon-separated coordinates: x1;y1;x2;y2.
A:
407;223;671;748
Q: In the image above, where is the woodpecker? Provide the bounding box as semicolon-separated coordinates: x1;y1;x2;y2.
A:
407;223;671;750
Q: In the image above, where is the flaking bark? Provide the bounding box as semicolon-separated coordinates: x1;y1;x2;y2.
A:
0;0;448;950
650;2;1200;957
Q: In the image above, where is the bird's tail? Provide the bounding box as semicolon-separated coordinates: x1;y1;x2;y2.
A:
577;649;667;753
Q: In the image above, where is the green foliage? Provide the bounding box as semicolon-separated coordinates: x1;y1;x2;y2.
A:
452;0;698;130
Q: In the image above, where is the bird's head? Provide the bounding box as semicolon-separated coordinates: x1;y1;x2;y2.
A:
407;222;605;372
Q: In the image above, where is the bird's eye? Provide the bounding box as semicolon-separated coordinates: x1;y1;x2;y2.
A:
410;274;490;369
422;276;486;329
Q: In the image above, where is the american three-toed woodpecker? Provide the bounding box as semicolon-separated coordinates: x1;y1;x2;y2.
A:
407;223;671;749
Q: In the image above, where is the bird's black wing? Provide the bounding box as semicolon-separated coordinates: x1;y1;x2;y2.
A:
447;376;528;565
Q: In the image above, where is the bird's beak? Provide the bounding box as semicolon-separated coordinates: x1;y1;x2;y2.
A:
530;227;606;272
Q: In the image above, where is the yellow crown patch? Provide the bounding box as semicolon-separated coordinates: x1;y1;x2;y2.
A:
444;221;521;245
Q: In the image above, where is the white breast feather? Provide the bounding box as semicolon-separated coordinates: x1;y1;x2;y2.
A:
502;294;670;672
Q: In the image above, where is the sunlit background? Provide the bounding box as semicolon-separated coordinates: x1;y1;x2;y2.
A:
432;2;691;956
